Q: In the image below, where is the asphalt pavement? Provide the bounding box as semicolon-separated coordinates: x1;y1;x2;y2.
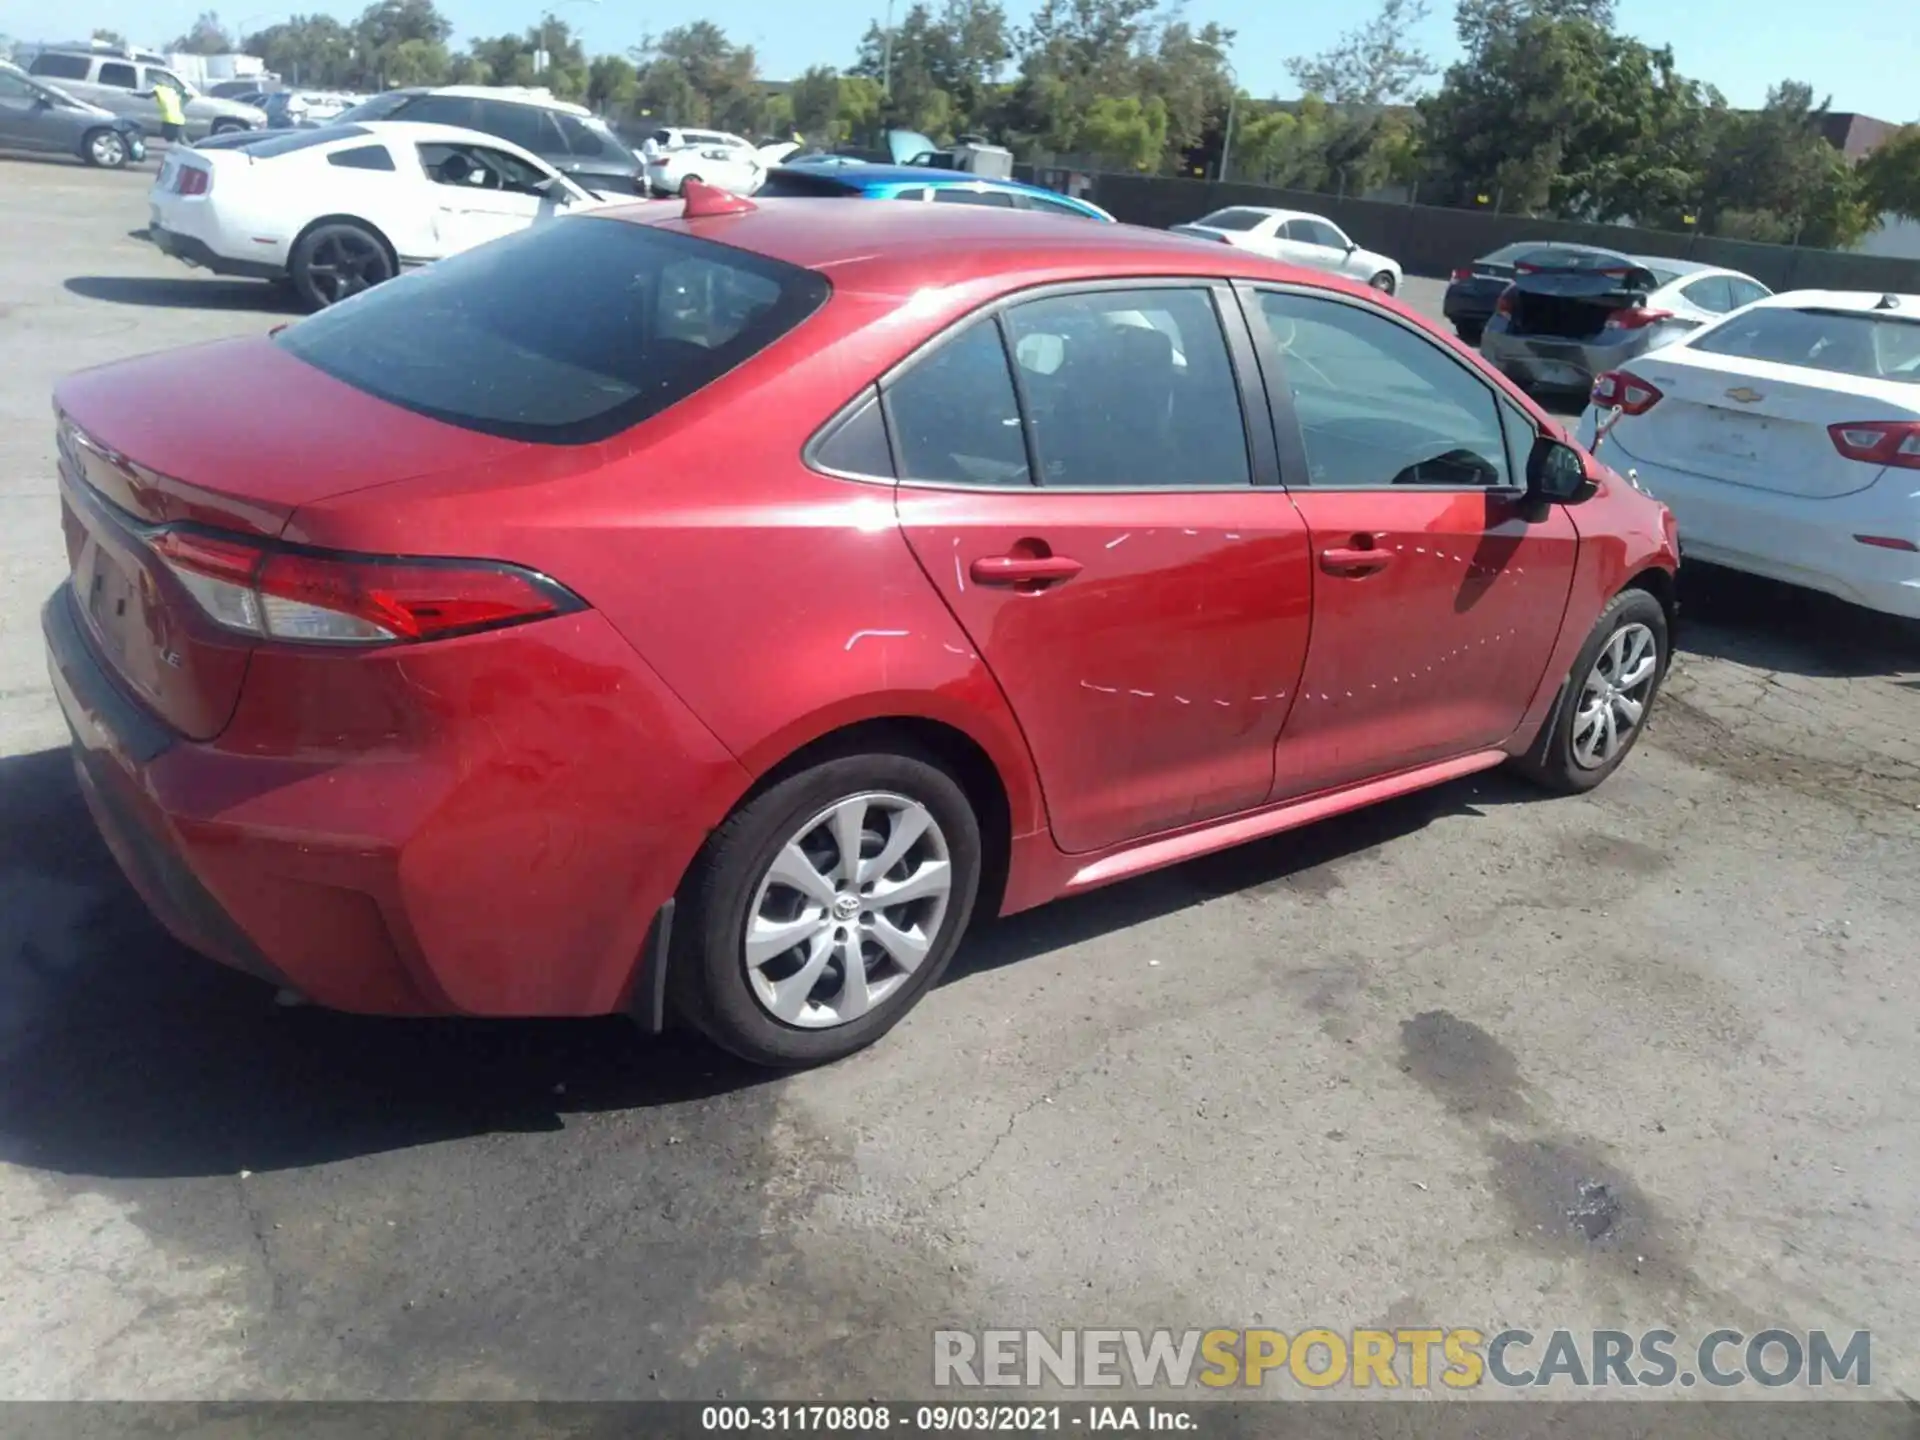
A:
2;158;1917;1405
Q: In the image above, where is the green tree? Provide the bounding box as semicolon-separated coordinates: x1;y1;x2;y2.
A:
170;10;236;54
1075;94;1168;169
1861;125;1920;224
1136;20;1236;166
1288;0;1435;106
1695;82;1872;247
91;27;128;47
353;0;453;88
243;15;357;87
1419;9;1711;220
587;54;638;114
379;36;451;87
632;23;763;131
1453;0;1614;52
790;65;844;137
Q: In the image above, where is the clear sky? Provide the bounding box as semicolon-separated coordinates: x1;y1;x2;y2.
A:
6;0;1916;122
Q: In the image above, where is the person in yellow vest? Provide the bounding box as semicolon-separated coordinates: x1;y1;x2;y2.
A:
145;78;187;145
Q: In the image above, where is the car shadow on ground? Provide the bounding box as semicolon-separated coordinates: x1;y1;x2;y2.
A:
1675;562;1920;678
951;769;1532;982
0;745;775;1182
63;274;297;313
0;740;1530;1183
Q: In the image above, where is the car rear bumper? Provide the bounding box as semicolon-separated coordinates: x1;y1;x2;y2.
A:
1596;435;1920;620
1480;328;1629;391
149;222;284;280
44;579;751;1017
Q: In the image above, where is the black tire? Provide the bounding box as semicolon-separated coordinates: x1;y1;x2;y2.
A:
288;220;395;311
680;173;702;192
1369;271;1397;295
1454;321;1484;347
82;128;129;169
1511;588;1670;794
673;749;983;1067
210;119;247;136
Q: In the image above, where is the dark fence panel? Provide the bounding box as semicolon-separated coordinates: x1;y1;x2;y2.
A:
1083;173;1920;294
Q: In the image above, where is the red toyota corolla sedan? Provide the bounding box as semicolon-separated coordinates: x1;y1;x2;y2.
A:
44;187;1679;1066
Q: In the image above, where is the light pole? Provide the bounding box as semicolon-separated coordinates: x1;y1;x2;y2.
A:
1217;55;1238;183
881;0;895;96
538;0;599;75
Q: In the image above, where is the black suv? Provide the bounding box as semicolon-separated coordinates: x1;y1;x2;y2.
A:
327;87;645;194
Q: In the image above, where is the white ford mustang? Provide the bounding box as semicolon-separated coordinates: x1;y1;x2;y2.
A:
148;119;624;309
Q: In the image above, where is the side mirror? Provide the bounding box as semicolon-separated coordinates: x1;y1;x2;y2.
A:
1527;436;1597;505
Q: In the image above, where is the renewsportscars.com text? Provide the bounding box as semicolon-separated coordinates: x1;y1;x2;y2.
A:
933;1328;1871;1391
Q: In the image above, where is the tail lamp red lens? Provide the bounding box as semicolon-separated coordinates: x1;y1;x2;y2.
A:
1591;370;1663;416
175;166;211;196
1604;307;1674;330
148;529;583;645
1450;267;1473;283
1495;287;1515;316
1828;420;1920;471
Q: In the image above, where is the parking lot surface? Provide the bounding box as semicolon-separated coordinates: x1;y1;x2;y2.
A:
2;159;1918;1404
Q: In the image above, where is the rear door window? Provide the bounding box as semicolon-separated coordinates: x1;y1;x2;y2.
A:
274;217;831;444
397;93;479;128
475;98;556;155
1196;208;1267;231
555;113;609;158
28;53;92;80
98;62;138;89
883;321;1030;486
1005;288;1252;489
932;187;1015;207
1681;275;1734;313
1727;278;1771;308
328;142;396;171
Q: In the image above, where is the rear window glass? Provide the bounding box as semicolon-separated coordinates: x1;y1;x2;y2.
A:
756;170;861;197
246;124;370;159
274;217;832;445
29;52;91;80
99;62;137;88
1689;307;1920;383
1514;247;1632;271
1196;208;1267;231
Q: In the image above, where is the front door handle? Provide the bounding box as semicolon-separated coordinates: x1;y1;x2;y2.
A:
1319;546;1396;576
970;554;1083;588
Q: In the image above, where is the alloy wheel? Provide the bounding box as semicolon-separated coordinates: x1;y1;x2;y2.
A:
743;791;953;1029
1572;621;1659;769
90;131;126;167
305;232;390;304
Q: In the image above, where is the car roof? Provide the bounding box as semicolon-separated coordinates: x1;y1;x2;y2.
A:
381;85;591;116
604;196;1370;299
353;119;551;152
1747;289;1920;313
1199;206;1320;222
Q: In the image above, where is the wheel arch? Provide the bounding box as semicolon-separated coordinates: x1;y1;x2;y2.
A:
289;212;399;274
1621;564;1679;651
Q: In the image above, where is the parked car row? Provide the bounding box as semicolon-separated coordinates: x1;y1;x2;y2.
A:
23;42;265;139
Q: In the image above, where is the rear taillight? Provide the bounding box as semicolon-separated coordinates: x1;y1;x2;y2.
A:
149;529;583;645
1514;263;1537;275
1495;287;1515;316
1605;307;1673;330
1591;370;1664;416
176;166;211;196
1449;267;1473;283
1828;420;1920;471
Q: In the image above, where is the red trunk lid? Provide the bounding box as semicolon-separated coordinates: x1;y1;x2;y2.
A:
53;335;528;740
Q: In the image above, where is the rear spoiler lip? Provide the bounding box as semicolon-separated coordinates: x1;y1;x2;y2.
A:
1511;265;1661;298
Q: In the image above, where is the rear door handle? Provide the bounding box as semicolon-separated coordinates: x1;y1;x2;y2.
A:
970;554;1084;587
1319;546;1396;576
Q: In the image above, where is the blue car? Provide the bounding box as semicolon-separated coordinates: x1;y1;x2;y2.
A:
756;162;1115;222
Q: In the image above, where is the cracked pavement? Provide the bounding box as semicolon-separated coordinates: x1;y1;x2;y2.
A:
3;163;1918;1404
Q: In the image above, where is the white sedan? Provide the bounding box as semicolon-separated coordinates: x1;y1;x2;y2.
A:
643;132;800;196
148;120;619;309
1169;205;1404;294
1579;290;1920;619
